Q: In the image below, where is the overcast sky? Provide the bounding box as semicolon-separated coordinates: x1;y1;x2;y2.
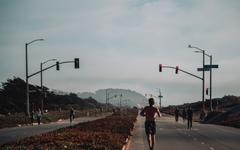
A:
1;0;240;106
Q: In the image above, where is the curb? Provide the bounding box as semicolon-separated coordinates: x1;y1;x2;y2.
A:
121;116;138;150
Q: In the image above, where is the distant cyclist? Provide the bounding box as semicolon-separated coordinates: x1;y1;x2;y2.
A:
140;98;161;150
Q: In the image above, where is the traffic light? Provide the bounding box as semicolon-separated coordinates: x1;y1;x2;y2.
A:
206;88;209;95
74;58;79;69
56;61;60;71
175;66;179;74
159;64;162;72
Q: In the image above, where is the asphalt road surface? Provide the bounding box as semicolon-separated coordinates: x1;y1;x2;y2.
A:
128;114;240;150
0;113;111;145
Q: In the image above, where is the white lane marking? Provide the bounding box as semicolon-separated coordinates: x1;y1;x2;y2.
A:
209;147;215;150
201;142;205;145
192;128;199;131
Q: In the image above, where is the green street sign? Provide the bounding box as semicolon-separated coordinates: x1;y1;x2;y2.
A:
197;68;210;71
204;64;219;69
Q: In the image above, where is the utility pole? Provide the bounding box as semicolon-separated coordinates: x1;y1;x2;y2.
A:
158;89;163;109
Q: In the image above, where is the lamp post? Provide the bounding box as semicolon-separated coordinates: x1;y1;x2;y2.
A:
188;45;206;111
188;45;213;111
25;39;44;117
40;59;57;113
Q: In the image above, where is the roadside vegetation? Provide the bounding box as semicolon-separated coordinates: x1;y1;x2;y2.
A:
0;77;112;129
161;95;240;128
1;108;138;150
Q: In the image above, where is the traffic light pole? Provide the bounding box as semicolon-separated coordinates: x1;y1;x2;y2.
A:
26;59;79;116
40;59;57;113
202;51;205;111
160;65;204;111
210;55;213;111
25;43;30;116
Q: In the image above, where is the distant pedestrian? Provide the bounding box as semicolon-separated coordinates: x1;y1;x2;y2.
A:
36;108;42;125
200;110;206;121
182;108;187;123
140;98;161;150
187;105;193;129
174;107;179;122
31;110;35;125
70;107;75;124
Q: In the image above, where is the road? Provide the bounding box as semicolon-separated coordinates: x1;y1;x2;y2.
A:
128;114;240;150
0;113;111;145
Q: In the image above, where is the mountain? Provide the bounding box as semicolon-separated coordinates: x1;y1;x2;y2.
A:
52;89;69;95
77;89;147;107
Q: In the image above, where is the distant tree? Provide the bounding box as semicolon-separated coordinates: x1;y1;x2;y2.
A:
0;77;105;114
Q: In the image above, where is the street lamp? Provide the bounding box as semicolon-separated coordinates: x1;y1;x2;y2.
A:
25;38;44;117
40;59;57;113
188;44;213;111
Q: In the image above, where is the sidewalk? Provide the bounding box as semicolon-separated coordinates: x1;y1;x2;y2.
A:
128;115;149;150
0;113;111;145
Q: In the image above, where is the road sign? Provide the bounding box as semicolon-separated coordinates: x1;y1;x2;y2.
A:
204;64;219;69
197;68;210;71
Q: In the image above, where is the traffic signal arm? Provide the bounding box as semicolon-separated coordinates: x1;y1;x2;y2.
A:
160;65;203;80
28;59;79;79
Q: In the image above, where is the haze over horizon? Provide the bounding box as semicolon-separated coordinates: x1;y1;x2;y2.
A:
1;0;240;106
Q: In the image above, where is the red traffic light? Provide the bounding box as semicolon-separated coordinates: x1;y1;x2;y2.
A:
175;66;179;74
159;64;162;72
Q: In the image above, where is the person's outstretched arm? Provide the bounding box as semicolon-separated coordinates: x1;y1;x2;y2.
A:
157;108;161;117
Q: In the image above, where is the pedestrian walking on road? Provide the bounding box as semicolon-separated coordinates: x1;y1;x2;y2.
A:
182;108;187;123
30;110;35;125
174;107;179;122
70;107;75;124
140;98;161;150
36;108;42;125
187;105;193;129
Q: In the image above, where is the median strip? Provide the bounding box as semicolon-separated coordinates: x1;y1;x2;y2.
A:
1;108;138;150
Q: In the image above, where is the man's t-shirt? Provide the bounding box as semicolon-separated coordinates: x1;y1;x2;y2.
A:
142;106;160;122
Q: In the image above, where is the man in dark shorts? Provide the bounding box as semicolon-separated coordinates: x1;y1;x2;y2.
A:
140;98;161;150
